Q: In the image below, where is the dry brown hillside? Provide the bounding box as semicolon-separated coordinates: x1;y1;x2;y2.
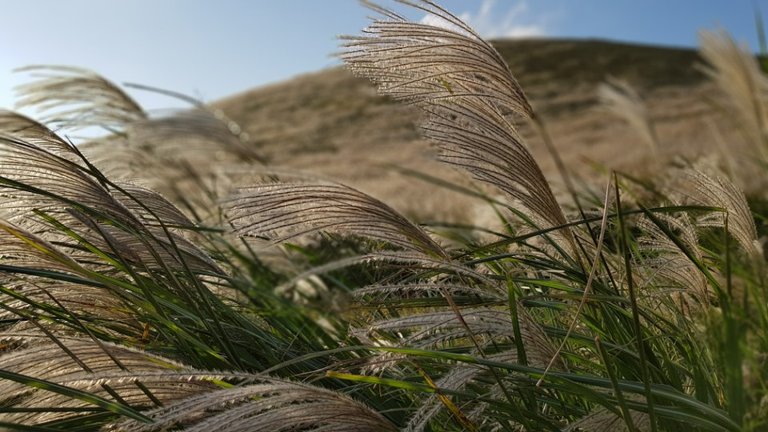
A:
216;38;747;224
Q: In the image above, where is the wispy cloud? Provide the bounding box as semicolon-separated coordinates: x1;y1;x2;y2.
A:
420;0;547;39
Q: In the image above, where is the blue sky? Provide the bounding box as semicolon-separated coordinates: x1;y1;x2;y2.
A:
1;0;765;112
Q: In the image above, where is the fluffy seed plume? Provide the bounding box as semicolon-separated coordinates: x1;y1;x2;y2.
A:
340;0;569;234
0;110;81;161
564;406;651;432
14;65;146;132
225;182;446;257
125;110;263;164
699;30;768;159
107;379;397;432
0;335;218;425
0;132;219;274
598;78;659;157
637;212;710;306
677;169;761;257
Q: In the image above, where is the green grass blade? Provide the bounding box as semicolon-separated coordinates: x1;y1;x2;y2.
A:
0;369;152;423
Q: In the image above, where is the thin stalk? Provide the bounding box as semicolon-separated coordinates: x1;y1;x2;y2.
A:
723;216;746;425
614;173;657;431
596;336;637;432
537;176;612;387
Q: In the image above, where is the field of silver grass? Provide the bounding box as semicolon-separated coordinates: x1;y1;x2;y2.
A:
0;1;766;431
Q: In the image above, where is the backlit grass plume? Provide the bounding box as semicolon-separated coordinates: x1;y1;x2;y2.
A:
699;30;768;161
0;334;396;431
14;65;146;133
340;0;571;246
13;66;264;220
225;182;447;257
598;78;659;158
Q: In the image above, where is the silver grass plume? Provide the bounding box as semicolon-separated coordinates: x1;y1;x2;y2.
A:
354;280;561;429
225;182;447;257
359;305;558;368
340;0;572;244
111;182;197;228
0;131;220;274
83;110;262;178
119;82;258;161
107;379;397;432
636;212;710;309
564;405;651;432
0;219;84;275
405;351;517;432
125;110;263;164
675;169;761;257
698;30;768;160
597;78;659;157
0;134;132;225
279;250;499;294
0;220;141;331
14;65;146;132
0;334;395;431
0;110;82;163
0;278;137;333
0;334;218;425
13;66;264;217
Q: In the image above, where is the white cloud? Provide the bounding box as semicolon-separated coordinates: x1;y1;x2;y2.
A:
421;0;547;39
501;24;547;38
419;14;471;36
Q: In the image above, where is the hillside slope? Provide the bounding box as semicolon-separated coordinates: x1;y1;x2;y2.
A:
216;38;741;223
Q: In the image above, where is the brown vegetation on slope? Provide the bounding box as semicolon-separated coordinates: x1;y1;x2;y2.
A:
216;38;741;224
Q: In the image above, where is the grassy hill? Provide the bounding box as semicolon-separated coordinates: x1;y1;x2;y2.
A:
215;38;730;222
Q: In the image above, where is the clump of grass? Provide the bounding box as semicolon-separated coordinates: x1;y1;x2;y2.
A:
0;1;765;431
